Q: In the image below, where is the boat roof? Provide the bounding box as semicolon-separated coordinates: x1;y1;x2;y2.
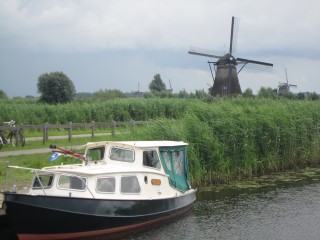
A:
85;140;188;149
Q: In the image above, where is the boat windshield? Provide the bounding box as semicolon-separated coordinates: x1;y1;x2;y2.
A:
86;146;105;161
109;147;134;162
32;174;54;189
143;150;161;169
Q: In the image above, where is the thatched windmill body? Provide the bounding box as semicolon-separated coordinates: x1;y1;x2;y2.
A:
189;16;273;96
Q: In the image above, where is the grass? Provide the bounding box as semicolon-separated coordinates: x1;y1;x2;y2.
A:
0;153;84;192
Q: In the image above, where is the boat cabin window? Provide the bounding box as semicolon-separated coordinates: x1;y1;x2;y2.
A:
32;174;54;189
121;176;141;194
86;147;105;161
58;175;87;191
143;150;161;169
109;147;134;162
96;177;115;193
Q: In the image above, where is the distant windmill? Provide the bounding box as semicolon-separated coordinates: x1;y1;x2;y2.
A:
188;16;273;96
277;68;297;94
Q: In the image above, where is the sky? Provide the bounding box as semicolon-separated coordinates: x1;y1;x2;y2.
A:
1;0;320;98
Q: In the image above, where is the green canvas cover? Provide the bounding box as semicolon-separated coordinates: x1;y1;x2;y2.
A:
159;145;191;192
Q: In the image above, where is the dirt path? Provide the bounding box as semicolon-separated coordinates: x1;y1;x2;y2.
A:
0;133;110;157
0;145;85;157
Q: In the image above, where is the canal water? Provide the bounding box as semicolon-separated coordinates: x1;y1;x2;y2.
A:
128;169;320;240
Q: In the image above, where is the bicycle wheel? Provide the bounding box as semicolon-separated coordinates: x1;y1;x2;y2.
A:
19;132;26;147
10;133;17;147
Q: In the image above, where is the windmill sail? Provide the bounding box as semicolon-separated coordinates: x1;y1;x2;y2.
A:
229;16;240;55
237;57;273;67
188;46;222;59
230;17;240;55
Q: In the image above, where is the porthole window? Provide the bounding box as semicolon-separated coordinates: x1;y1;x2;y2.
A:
144;176;148;184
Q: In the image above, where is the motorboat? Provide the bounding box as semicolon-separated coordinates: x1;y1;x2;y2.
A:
2;141;196;240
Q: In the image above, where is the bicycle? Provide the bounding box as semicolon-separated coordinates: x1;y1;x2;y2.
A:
0;120;25;149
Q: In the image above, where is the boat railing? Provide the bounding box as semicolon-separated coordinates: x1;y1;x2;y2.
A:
4;165;96;199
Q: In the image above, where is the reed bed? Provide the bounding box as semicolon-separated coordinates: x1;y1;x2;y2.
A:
0;98;191;124
136;99;320;186
2;98;320;187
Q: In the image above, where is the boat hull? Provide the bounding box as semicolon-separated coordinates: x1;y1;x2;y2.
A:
3;190;196;240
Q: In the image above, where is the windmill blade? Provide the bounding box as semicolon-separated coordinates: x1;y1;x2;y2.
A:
188;46;222;59
227;64;232;96
237;62;273;73
231;17;240;54
237;57;273;67
229;16;240;55
208;62;215;82
169;79;173;91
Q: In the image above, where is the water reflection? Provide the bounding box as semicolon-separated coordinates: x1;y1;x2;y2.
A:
130;170;320;240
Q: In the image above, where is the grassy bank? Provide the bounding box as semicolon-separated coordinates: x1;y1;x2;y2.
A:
2;98;320;187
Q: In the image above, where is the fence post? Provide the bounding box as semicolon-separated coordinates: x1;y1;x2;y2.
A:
91;121;95;139
130;119;135;133
16;125;21;145
68;122;72;141
112;121;116;136
46;123;49;141
43;123;48;144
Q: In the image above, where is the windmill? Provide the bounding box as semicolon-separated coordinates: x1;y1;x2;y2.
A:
277;68;297;94
188;16;273;96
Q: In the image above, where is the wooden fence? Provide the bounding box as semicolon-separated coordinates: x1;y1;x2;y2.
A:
0;120;146;144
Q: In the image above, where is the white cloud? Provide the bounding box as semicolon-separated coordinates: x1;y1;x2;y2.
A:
2;0;318;53
1;0;320;97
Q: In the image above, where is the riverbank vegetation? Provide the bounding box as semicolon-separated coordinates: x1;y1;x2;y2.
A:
1;97;320;187
136;99;320;186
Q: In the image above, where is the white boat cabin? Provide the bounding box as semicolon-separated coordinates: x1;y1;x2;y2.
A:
28;141;193;200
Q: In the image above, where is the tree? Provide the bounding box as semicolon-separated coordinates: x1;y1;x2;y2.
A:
93;89;126;100
37;71;76;104
0;90;8;99
307;92;319;101
242;88;254;98
178;89;189;98
195;89;209;99
149;74;166;92
257;87;277;99
297;92;305;100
